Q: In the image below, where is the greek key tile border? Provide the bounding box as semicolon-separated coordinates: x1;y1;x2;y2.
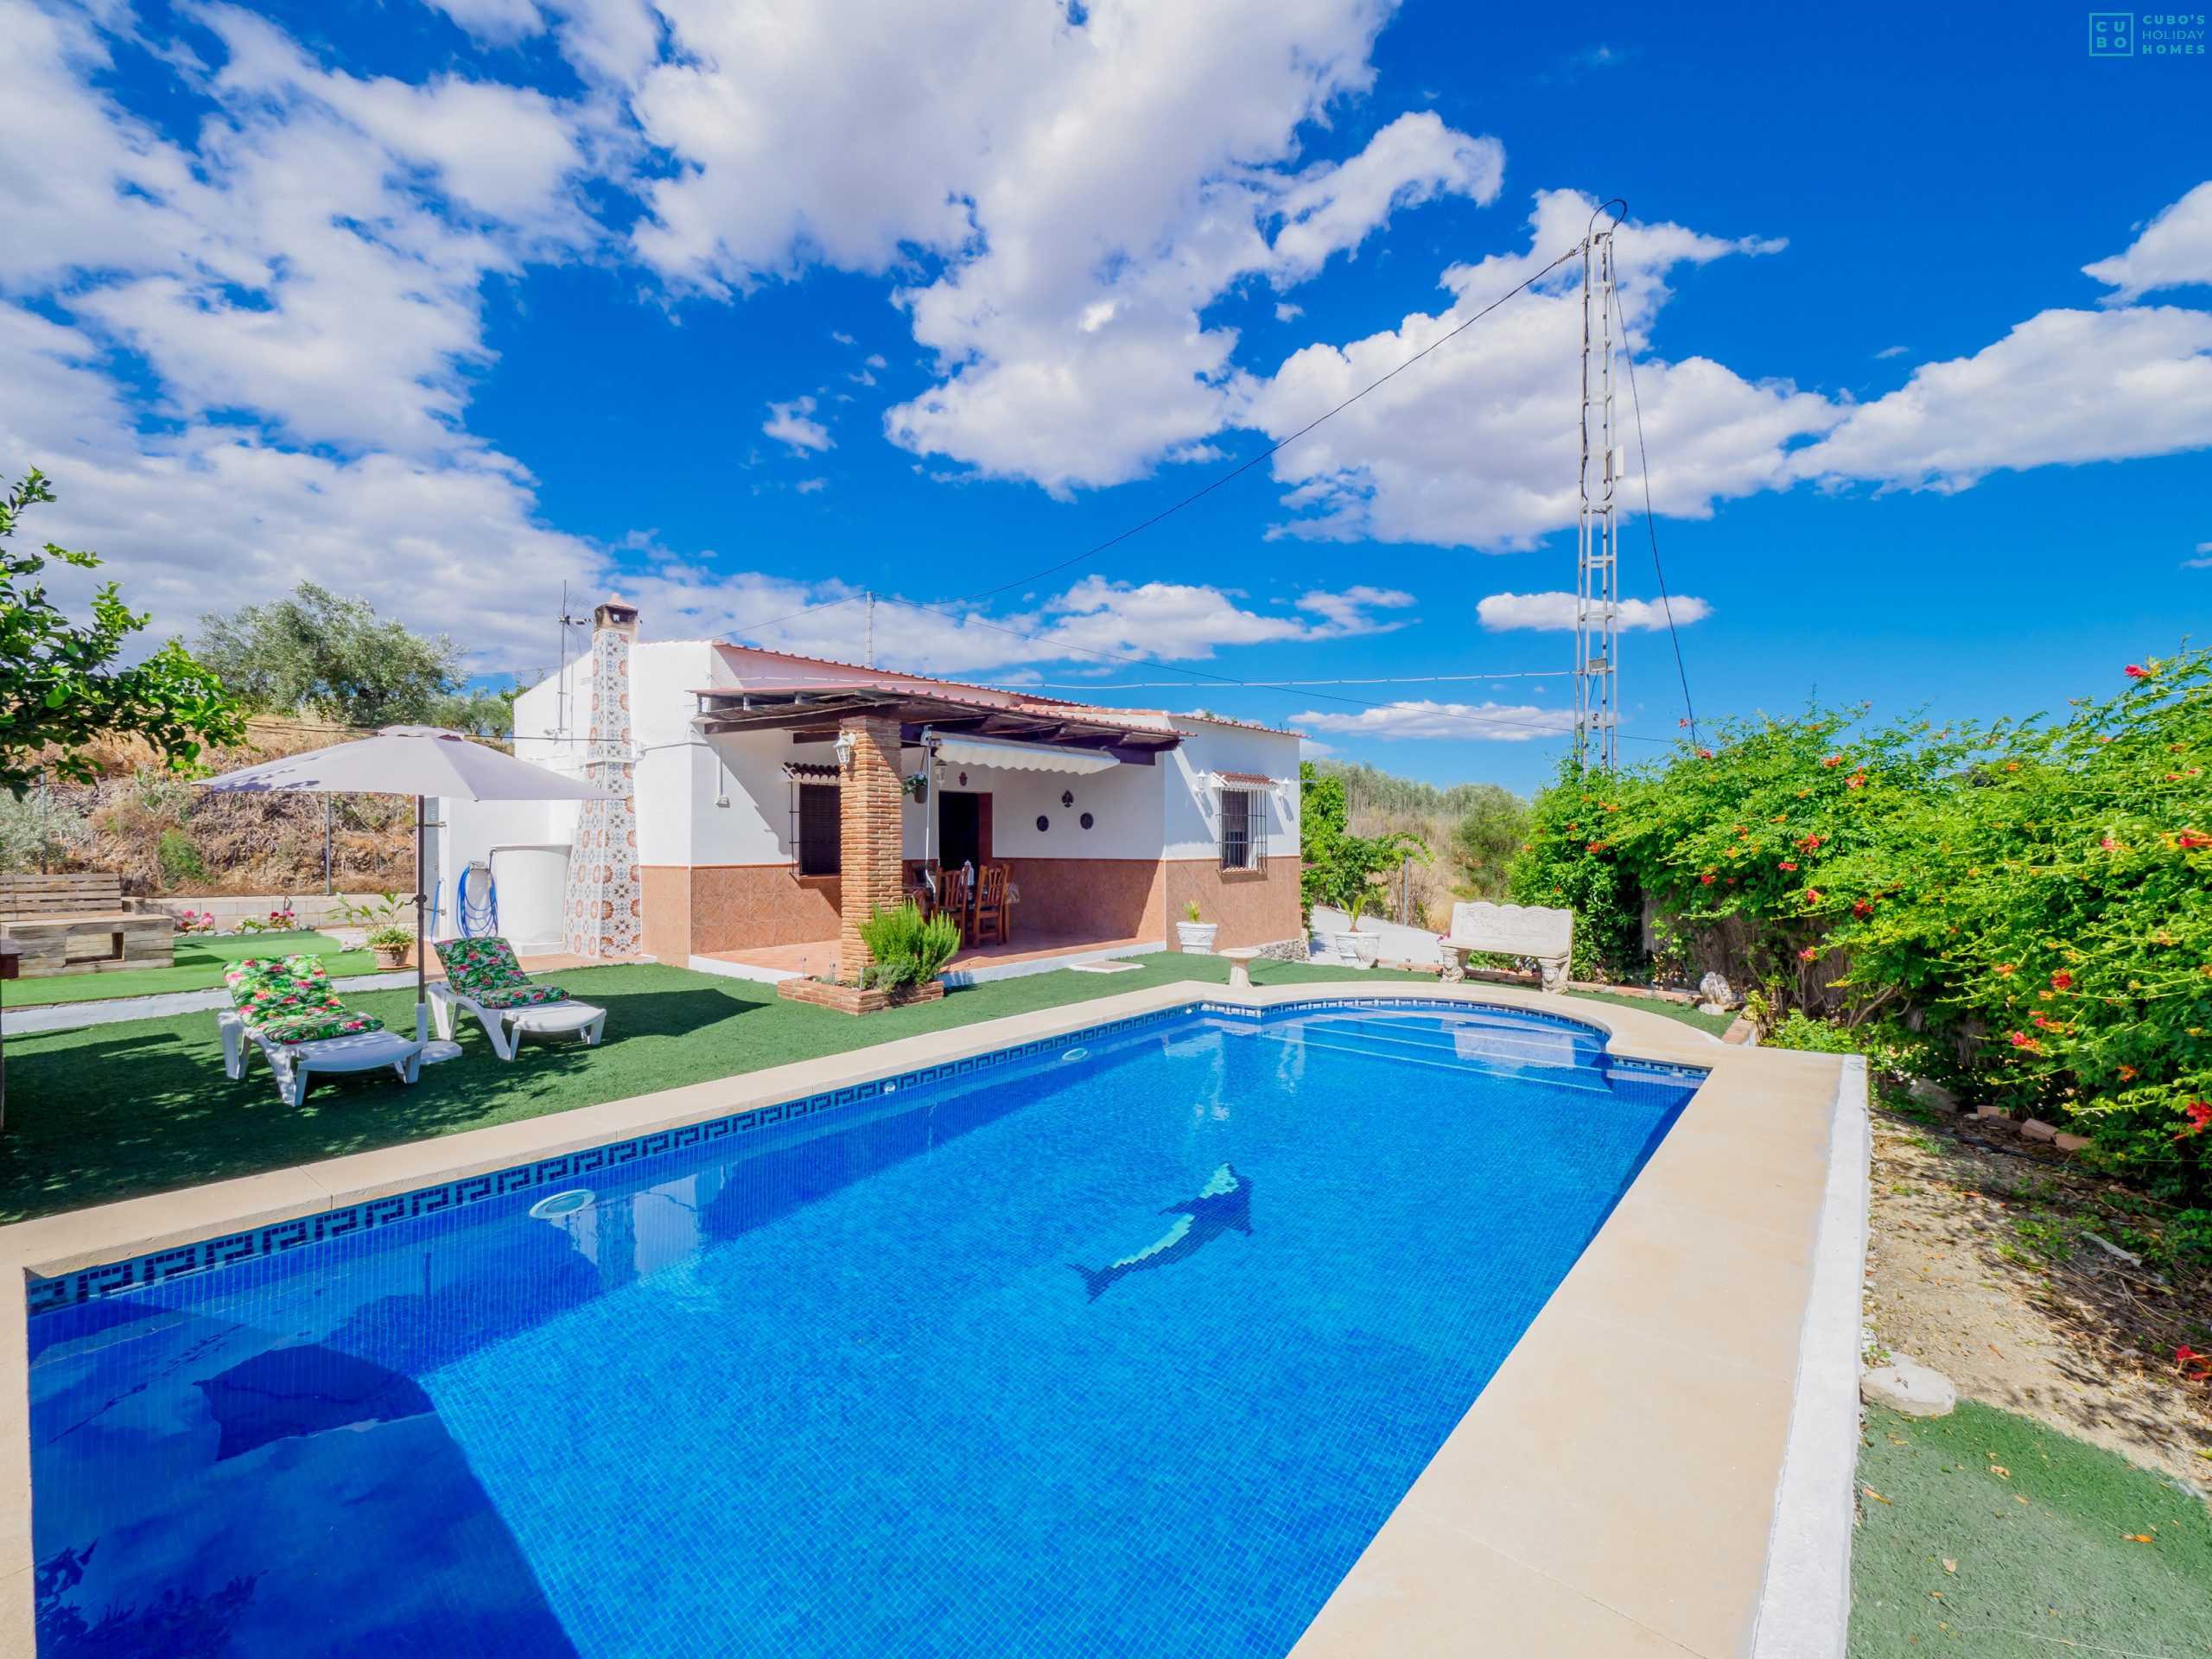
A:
26;993;1707;1317
26;1003;1185;1317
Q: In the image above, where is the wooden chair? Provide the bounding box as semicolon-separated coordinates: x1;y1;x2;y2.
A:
973;864;1010;946
937;864;975;942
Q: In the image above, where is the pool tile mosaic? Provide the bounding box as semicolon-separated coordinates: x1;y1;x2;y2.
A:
29;1001;1702;1657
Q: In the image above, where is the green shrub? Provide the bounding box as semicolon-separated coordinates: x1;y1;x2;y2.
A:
0;788;86;874
1499;646;2212;1200
156;829;208;887
856;902;961;989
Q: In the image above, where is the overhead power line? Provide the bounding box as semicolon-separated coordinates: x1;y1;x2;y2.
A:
993;672;1554;689
1611;282;1698;744
875;592;1671;744
928;240;1586;607
720;220;1692;750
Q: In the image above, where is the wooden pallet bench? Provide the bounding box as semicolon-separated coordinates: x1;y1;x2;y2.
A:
0;874;176;978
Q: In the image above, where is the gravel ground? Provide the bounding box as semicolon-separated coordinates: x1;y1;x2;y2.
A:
1865;1105;2212;1495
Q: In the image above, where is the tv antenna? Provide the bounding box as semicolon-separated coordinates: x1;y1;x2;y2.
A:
1574;201;1627;772
556;582;588;742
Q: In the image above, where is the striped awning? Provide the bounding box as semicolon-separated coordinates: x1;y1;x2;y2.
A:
931;734;1119;775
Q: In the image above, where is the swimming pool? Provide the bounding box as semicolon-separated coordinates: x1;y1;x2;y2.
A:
28;998;1703;1658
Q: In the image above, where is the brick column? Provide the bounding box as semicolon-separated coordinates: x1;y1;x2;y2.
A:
836;714;905;985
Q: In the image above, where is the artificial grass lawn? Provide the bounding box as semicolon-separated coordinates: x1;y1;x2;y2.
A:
0;931;373;1008
1853;1401;2212;1654
0;956;1720;1224
1560;986;1734;1037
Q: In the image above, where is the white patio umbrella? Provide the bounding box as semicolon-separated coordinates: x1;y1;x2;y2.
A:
200;725;616;1036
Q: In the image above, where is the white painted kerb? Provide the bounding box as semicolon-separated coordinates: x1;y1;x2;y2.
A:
1749;1052;1870;1659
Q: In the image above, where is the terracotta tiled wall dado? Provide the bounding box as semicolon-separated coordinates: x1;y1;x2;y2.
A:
1166;860;1300;950
1001;858;1166;942
641;865;840;959
644;852;1296;958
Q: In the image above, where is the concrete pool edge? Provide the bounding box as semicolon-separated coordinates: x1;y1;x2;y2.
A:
0;979;1844;1658
1748;1055;1870;1659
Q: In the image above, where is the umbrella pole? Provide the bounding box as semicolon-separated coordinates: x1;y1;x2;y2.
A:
415;793;428;1041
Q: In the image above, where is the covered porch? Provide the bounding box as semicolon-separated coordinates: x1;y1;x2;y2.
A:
690;684;1183;990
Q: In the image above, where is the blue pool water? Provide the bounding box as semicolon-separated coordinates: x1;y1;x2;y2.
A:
28;1001;1701;1658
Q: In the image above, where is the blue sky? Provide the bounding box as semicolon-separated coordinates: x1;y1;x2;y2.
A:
3;0;2208;794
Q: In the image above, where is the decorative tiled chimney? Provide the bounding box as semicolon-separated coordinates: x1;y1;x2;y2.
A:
563;597;642;958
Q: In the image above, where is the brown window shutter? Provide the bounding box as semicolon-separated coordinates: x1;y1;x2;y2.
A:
798;784;842;875
978;793;993;861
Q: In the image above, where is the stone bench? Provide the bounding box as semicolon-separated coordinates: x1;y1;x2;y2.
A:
0;874;175;978
1438;901;1573;995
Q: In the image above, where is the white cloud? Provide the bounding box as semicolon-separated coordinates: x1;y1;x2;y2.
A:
430;0;546;45
2187;540;2212;569
610;572;1415;677
1266;111;1503;278
0;0;601;664
1275;302;1304;321
1477;590;1712;631
1290;698;1579;741
2082;181;2212;302
1875;344;1910;359
1787;184;2212;492
1249;190;1835;549
1789;304;2212;490
602;0;1506;494
14;0;2212;678
763;396;834;453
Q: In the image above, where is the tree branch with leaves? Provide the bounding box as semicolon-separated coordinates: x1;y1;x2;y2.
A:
0;471;245;799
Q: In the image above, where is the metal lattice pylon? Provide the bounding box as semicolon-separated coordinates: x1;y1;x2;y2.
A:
1574;224;1620;771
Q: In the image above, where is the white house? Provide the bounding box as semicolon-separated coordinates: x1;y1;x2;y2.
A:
432;601;1304;979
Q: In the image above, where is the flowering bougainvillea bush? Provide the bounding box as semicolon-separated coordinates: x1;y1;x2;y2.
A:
1510;648;2212;1201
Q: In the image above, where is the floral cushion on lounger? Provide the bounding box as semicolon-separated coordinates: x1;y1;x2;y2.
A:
434;937;568;1011
226;955;385;1046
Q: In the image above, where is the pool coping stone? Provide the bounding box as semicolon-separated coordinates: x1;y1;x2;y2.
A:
0;977;1856;1659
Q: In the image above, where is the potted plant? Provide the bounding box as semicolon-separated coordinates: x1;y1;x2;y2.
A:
365;924;415;969
1335;889;1382;969
1176;899;1218;955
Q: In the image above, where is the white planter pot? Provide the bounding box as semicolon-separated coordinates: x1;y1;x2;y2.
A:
1176;921;1219;954
1334;931;1379;969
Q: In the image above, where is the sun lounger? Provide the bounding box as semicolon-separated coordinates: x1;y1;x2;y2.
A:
219;954;426;1107
429;937;606;1061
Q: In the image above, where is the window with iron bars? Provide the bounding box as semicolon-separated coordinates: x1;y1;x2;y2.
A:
1218;787;1265;873
797;784;841;875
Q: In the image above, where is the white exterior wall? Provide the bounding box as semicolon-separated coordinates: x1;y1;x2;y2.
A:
442;628;1303;950
1161;720;1301;862
929;751;1164;861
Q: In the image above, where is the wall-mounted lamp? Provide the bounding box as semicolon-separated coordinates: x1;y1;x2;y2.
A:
833;731;857;770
